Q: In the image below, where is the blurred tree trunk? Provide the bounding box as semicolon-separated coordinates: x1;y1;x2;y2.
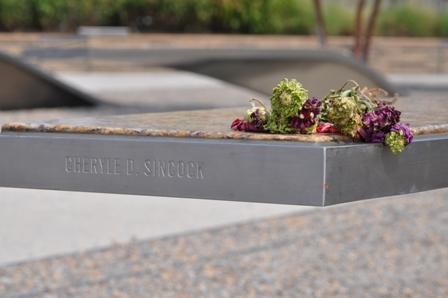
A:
352;0;382;62
353;0;365;59
312;0;327;47
362;0;382;62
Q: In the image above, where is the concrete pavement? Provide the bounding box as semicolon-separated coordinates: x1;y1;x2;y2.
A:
0;188;308;266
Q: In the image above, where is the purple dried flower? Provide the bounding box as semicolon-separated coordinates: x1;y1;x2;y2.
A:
375;103;401;128
244;109;267;132
291;97;322;134
358;103;401;142
231;109;267;133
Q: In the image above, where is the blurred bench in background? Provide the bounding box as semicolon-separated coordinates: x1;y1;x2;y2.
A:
0;48;398;110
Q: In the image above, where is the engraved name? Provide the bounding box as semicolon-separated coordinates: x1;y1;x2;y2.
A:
65;156;121;175
64;156;205;180
143;159;205;180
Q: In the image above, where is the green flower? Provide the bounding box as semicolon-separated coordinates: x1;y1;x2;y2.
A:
321;80;373;138
384;123;413;154
265;78;308;134
324;96;362;138
384;131;407;154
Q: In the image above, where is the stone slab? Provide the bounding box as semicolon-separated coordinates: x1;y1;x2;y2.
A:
3;88;448;141
1;108;350;143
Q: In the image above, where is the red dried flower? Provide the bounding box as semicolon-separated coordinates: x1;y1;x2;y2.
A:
231;118;245;131
317;122;338;134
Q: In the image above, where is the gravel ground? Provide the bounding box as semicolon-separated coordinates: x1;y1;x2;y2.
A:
0;189;447;298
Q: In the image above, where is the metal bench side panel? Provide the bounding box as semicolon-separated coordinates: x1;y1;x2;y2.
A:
324;135;448;205
0;133;325;206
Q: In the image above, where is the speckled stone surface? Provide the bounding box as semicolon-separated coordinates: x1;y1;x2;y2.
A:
0;190;447;298
1;108;351;143
2;93;448;143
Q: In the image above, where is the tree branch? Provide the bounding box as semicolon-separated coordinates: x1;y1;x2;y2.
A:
313;0;327;47
362;0;382;62
353;0;366;59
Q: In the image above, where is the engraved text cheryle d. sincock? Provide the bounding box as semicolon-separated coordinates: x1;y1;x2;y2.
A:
64;156;205;180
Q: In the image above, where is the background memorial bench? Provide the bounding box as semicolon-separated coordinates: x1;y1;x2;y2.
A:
0;48;398;110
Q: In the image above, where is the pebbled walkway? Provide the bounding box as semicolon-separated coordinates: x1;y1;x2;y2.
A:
1;189;447;298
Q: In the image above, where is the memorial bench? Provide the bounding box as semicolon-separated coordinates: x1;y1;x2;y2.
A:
1;94;447;206
2;47;399;110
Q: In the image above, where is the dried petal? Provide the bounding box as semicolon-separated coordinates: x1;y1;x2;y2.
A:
291;97;322;134
231;118;245;131
317;122;338;134
359;103;401;143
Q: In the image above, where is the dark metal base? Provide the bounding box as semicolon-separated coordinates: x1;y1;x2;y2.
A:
0;132;447;206
0;52;98;110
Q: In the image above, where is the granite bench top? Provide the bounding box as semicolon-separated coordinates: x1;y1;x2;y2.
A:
2;94;448;143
